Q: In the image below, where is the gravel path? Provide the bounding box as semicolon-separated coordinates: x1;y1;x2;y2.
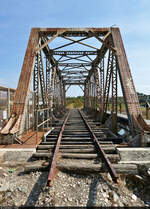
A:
0;165;149;207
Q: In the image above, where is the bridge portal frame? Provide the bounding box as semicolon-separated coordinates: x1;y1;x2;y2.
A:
1;27;149;143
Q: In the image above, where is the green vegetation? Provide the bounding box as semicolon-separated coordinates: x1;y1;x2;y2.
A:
137;92;150;103
66;96;84;109
65;92;150;119
66;92;150;110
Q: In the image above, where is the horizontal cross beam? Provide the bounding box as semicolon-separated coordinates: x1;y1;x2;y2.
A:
65;80;85;83
63;76;87;79
38;27;110;37
52;51;97;55
58;63;91;67
62;70;88;74
65;82;84;85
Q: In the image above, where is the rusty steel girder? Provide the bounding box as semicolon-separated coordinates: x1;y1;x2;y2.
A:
48;111;70;186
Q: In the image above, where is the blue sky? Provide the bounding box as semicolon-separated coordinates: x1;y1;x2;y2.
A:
0;0;150;96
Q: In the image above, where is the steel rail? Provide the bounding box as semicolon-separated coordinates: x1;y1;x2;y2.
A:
78;109;118;183
48;111;70;186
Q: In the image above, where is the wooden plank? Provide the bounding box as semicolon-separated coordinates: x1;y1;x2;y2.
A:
38;144;114;149
33;153;120;162
56;162;138;175
37;147;116;154
41;141;113;145
23;162;138;175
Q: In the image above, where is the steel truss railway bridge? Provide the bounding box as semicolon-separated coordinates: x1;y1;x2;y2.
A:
1;27;150;146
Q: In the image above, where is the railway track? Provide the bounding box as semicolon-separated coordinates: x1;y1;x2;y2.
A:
33;109;121;186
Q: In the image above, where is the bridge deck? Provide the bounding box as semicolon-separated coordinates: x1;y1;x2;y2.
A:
0;131;45;148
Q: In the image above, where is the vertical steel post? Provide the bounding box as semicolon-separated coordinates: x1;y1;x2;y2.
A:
99;59;104;112
111;53;118;133
33;54;39;130
101;50;112;121
7;88;10;119
146;106;149;120
36;111;38;145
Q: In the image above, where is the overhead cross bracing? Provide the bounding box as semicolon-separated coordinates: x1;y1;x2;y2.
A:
1;27;150;146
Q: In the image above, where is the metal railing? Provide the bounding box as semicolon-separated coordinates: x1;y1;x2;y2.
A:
35;107;52;144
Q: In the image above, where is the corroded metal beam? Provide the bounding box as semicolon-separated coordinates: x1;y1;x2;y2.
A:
111;28;150;134
52;51;97;55
48;111;70;186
